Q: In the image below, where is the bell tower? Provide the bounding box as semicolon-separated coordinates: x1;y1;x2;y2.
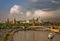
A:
32;18;35;26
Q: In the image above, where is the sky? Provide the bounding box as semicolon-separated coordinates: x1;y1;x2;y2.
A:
0;0;60;22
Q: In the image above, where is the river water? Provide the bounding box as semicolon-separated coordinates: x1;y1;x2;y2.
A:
13;31;51;41
13;30;60;41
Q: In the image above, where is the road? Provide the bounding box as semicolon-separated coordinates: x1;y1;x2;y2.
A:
13;30;60;41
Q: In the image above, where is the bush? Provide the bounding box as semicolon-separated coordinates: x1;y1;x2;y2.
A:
3;33;10;41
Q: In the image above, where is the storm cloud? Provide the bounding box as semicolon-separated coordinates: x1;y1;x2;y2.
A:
27;0;60;11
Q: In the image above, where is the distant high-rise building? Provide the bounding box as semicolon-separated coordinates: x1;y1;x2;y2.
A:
13;18;16;24
32;18;35;26
6;19;9;23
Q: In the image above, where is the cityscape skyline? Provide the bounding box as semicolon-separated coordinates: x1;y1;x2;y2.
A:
0;0;60;22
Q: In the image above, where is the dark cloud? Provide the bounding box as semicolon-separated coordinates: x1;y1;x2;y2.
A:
27;0;60;11
54;0;60;2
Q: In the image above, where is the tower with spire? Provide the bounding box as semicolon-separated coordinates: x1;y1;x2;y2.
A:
32;18;35;26
13;18;16;24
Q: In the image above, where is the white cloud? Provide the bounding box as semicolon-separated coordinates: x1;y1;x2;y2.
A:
10;4;22;14
33;10;56;18
8;4;33;20
8;5;24;20
26;11;33;17
33;10;46;17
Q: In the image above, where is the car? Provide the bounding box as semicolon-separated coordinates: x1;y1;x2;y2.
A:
48;33;54;39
